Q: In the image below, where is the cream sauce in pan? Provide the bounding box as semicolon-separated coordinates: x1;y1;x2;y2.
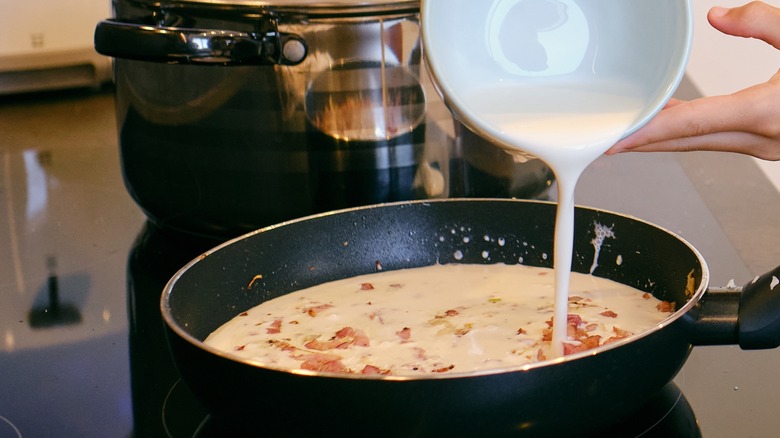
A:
205;264;674;376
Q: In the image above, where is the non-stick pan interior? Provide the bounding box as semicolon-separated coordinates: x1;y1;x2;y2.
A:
164;199;706;343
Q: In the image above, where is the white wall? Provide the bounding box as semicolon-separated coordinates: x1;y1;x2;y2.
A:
0;0;110;56
686;0;780;188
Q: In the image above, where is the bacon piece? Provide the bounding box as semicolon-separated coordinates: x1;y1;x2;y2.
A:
432;364;455;373
545;313;620;355
304;339;338;351
397;327;412;341
360;283;374;291
564;335;603;355
360;365;391;375
304;303;333;317
269;340;297;352
361;365;382;375
613;326;631;337
566;323;578;339
604;326;633;345
334;327;369;347
304;326;370;351
566;314;585;339
642;293;652;300
266;319;283;334
567;314;583;326
657;301;675;313
600;310;618;318
335;327;355;338
581;335;601;349
353;329;370;347
299;353;348;373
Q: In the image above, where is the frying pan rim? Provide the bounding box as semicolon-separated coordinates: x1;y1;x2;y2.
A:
160;197;710;380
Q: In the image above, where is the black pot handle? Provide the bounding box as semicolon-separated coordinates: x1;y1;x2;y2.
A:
688;265;780;348
94;18;308;66
738;265;780;349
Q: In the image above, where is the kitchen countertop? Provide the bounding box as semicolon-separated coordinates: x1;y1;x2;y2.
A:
1;82;778;437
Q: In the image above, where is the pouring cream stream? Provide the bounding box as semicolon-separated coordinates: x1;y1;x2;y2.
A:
460;81;644;357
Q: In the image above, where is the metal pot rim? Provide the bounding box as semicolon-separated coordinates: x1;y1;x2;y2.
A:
131;0;420;14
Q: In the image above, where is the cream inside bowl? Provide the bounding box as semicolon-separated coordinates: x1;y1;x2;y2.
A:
420;0;693;167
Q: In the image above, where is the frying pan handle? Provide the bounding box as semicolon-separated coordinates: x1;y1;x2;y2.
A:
687;265;780;348
687;287;740;345
94;17;307;66
738;265;780;349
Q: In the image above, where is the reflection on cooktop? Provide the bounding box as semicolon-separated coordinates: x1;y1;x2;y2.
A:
28;256;84;329
160;381;700;438
127;223;216;437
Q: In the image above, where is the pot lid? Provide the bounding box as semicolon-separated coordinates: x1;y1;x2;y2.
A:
151;0;419;14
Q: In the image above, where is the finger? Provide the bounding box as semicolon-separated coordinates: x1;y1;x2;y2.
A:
601;98;684;154
609;80;780;157
609;130;780;161
708;2;780;49
614;94;744;150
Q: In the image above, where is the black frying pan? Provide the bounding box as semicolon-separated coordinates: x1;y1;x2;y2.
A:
161;199;780;437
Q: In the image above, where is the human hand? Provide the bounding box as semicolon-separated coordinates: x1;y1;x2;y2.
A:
606;1;780;161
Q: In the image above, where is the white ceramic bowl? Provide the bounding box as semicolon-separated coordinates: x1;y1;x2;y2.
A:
421;0;693;162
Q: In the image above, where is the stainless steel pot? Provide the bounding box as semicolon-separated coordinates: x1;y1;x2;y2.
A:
95;0;553;240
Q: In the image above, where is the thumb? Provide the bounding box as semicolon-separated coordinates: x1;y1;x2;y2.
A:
708;2;780;50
